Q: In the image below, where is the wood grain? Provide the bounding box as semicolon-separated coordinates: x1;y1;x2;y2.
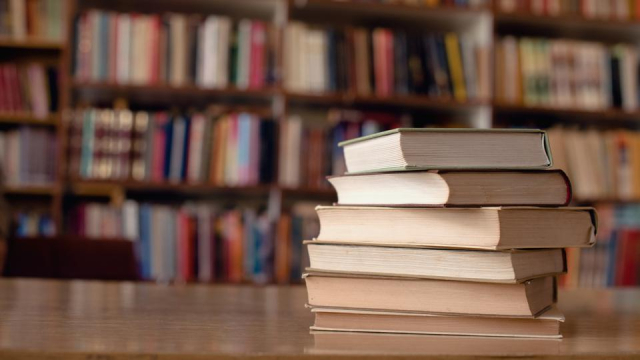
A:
0;279;638;359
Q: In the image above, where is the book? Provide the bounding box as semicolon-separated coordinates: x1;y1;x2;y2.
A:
304;272;555;317
328;170;571;206
73;10;276;89
310;305;564;338
307;243;565;283
340;128;552;173
315;206;596;250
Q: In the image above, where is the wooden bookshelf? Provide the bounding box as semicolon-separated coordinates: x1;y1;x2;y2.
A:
3;0;637;285
3;185;60;196
0;114;61;127
493;104;640;123
0;38;65;50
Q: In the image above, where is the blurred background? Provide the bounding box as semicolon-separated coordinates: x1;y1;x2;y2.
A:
0;0;636;288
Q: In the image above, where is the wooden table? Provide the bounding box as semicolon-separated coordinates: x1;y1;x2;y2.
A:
0;279;638;359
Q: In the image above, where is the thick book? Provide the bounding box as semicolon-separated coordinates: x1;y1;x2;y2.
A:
310;305;564;338
304;272;555;317
306;243;565;283
328;170;571;206
339;128;552;173
315;206;596;250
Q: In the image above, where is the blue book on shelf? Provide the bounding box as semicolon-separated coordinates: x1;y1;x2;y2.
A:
237;113;252;182
138;204;152;279
99;12;109;80
163;116;174;180
38;215;54;237
16;213;28;237
607;230;618;287
180;116;191;181
80;110;96;178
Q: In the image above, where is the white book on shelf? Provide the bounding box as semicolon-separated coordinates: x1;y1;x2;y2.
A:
459;35;478;101
9;0;26;39
122;200;139;241
236;19;252;89
201;16;219;88
216;17;231;88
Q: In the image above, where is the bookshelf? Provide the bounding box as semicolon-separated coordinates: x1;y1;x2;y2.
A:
0;0;637;286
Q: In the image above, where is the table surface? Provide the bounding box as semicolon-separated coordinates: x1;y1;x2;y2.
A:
0;279;638;359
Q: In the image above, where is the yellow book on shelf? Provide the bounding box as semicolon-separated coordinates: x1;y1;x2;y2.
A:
444;33;467;102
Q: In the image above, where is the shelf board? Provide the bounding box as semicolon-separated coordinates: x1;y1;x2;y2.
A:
0;38;65;50
72;81;277;99
68;180;337;199
494;11;640;41
286;91;489;111
3;185;59;195
289;0;490;26
493;103;640;123
0;113;61;127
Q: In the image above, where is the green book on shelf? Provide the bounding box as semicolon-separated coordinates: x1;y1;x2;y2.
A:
338;128;552;174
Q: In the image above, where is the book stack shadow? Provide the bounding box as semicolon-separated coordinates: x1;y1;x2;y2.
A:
303;128;597;338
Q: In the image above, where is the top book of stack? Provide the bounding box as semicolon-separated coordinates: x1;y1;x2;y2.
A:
339;129;552;174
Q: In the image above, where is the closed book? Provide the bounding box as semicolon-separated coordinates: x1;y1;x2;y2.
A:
444;32;466;101
307;243;565;283
305;272;556;317
249;21;266;89
340;128;552;173
315;206;596;250
131;111;149;181
329;170;571;206
310;306;564;338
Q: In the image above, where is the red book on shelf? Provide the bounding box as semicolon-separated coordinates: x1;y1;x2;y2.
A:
0;65;6;112
9;65;24;112
3;65;16;112
177;210;193;282
249;21;266;89
615;230;630;286
385;29;394;97
186;214;197;282
149;15;161;85
622;230;639;286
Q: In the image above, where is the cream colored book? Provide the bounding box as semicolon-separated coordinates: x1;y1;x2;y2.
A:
305;272;555;317
315;206;596;250
340;128;552;173
328;170;571;207
306;243;565;283
310;305;564;338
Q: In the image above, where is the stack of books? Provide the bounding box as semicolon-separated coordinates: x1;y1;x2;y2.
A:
304;128;597;338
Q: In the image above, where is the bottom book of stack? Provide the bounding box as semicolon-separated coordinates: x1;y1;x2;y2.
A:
309;306;564;339
305;272;564;339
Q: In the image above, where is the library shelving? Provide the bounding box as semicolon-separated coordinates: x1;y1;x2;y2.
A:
1;0;639;286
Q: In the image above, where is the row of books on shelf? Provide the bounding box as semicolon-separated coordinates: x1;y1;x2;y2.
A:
279;109;403;188
548;126;640;201
495;37;640;111
66;201;319;284
68;108;277;186
12;210;55;237
561;204;640;288
0;127;56;185
284;23;490;100
0;0;65;41
74;11;277;89
0;62;58;118
498;0;640;20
